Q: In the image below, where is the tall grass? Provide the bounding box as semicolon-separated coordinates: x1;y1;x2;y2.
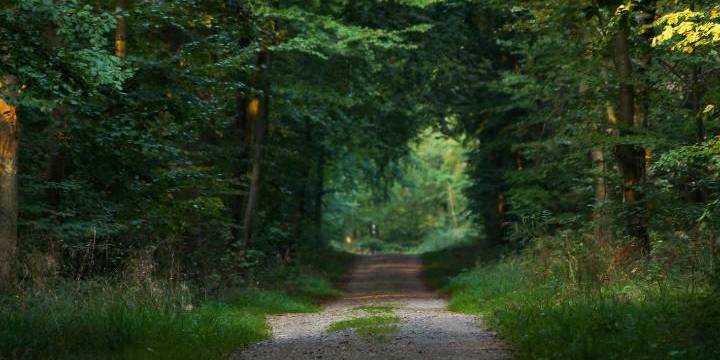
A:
425;245;720;359
1;249;353;359
1;282;269;359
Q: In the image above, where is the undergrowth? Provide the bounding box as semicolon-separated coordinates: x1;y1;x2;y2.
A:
424;244;720;359
0;249;353;360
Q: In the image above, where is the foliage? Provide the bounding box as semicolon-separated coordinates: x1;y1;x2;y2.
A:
327;129;475;251
0;0;432;287
653;6;720;53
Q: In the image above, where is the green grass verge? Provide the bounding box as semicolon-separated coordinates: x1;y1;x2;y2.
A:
424;246;720;359
1;250;354;360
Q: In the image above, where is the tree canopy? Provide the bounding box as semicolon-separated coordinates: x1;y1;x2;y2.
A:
0;0;718;286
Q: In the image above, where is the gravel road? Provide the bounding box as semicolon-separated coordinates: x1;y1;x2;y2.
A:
233;255;511;360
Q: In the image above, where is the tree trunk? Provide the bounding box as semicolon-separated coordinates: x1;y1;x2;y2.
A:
615;144;649;251
115;0;128;59
0;76;19;288
613;24;635;128
313;150;325;241
231;95;251;242
612;12;650;255
46;21;65;211
240;97;266;247
46;112;65;211
634;0;656;129
690;66;705;143
447;184;459;227
687;1;705;144
496;189;505;239
241;49;270;248
591;63;616;246
590;148;609;245
291;119;312;244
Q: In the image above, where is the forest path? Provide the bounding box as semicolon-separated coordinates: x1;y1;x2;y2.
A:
233;254;511;360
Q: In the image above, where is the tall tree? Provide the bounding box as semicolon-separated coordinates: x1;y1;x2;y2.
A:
115;0;128;59
611;3;650;253
0;75;19;288
45;18;65;218
241;48;270;248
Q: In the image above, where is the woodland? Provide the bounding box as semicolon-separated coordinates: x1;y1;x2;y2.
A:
1;0;720;359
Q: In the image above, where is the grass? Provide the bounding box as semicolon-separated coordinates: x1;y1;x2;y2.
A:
423;245;720;359
328;315;401;340
328;303;401;341
1;283;268;359
421;242;506;289
0;249;354;360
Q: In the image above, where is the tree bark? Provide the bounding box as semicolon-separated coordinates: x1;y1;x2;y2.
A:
115;0;128;59
634;0;656;129
690;66;705;143
496;189;505;239
45;111;66;211
46;21;66;211
612;9;650;254
613;24;635;128
241;49;270;248
447;184;459;227
231;96;251;241
615;144;649;251
687;1;705;144
590;148;609;245
313;150;326;241
0;75;19;288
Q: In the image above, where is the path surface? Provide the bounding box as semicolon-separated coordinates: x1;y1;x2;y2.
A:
233;255;511;360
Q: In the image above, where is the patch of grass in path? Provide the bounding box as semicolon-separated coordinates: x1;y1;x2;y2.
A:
328;303;401;341
328;314;401;341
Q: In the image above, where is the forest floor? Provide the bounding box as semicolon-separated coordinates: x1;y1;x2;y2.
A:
233;254;510;360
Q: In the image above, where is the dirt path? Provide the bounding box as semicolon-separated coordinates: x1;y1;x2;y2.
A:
233;255;511;360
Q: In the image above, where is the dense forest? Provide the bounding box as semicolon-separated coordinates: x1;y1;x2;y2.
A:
1;0;719;359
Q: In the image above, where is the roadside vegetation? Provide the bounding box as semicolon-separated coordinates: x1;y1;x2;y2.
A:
0;249;352;360
424;244;720;359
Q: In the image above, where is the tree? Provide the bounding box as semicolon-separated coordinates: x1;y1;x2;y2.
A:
241;48;270;248
0;75;19;288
